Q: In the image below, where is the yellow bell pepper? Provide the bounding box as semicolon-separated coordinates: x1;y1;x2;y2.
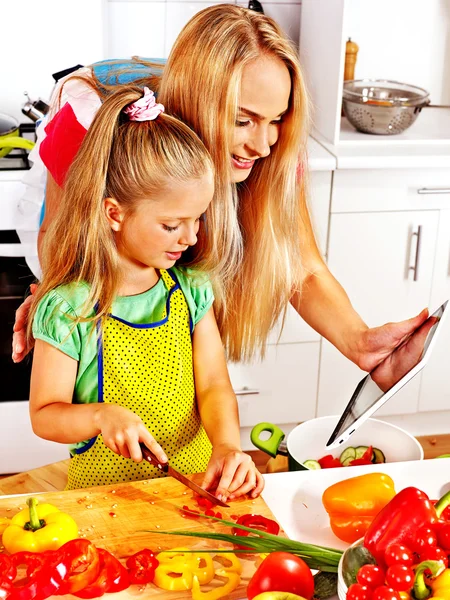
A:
154;548;215;591
322;473;396;543
432;568;450;598
2;497;78;553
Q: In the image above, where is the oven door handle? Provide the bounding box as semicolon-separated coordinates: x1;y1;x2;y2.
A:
0;243;36;257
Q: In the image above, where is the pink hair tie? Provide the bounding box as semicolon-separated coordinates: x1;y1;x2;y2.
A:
124;87;164;121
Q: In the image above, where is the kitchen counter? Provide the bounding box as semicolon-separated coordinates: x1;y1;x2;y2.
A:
313;110;450;170
307;136;336;171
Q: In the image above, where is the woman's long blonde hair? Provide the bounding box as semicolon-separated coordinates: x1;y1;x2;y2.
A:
158;4;311;361
27;85;214;340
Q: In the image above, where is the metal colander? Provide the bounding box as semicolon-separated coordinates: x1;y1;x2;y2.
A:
342;79;430;135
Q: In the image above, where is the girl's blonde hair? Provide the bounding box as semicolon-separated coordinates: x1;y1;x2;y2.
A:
158;4;311;361
27;85;214;340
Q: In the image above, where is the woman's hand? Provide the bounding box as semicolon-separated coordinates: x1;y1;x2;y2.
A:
352;308;429;373
201;444;265;502
12;283;38;363
94;404;168;464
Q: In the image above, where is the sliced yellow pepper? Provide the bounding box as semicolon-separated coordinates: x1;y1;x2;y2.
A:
212;552;242;575
2;497;78;553
154;548;215;591
191;570;241;600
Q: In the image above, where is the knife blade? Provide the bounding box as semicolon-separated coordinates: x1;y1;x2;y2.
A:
139;443;229;508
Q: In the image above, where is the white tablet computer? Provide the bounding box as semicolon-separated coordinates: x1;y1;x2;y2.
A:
326;300;449;449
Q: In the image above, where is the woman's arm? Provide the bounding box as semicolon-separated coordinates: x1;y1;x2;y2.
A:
30;340;167;463
193;307;264;501
291;195;428;372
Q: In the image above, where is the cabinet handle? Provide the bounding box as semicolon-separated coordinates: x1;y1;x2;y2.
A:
417;188;450;195
233;387;260;396
409;225;422;282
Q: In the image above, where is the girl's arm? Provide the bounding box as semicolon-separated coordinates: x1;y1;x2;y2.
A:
291;197;428;372
30;340;167;463
193;307;264;501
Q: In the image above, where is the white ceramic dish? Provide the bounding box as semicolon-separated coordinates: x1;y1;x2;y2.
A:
261;459;450;600
285;415;423;468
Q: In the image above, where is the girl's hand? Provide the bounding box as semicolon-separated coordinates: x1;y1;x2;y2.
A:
353;308;429;372
94;404;168;464
12;283;38;363
202;444;264;502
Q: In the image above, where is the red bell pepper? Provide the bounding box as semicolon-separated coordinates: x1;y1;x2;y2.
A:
74;548;129;598
125;548;159;585
232;514;280;550
350;446;374;466
55;539;101;595
364;487;450;566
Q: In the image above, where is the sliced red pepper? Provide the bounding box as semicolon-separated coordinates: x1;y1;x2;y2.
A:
195;496;214;510
0;555;16;582
126;548;159;585
350;446;374;466
74;548;129;598
232;514;280;550
8;551;66;600
56;539;101;595
0;556;14;600
318;455;343;469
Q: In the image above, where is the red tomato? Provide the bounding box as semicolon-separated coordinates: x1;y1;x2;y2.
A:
412;527;437;553
437;522;450;551
357;565;385;589
384;544;414;567
347;583;374;600
372;586;401;600
385;565;414;592
247;552;314;600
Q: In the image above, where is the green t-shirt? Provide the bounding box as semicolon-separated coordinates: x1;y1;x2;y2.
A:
32;268;214;410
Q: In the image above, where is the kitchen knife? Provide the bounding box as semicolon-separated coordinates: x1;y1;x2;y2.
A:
139;443;229;508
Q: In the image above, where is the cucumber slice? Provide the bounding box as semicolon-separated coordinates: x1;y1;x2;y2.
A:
342;457;355;467
354;445;370;459
303;459;321;470
372;447;386;463
339;447;356;464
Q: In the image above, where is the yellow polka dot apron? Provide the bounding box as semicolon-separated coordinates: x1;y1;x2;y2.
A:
67;269;212;489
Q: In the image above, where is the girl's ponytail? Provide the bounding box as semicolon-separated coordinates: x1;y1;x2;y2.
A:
27;85;213;341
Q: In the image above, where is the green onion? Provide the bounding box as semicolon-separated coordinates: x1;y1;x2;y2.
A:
142;509;343;573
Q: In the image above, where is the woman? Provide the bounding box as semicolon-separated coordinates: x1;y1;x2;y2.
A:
14;5;427;389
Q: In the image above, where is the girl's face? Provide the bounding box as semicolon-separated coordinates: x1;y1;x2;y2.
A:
108;170;214;277
232;55;291;183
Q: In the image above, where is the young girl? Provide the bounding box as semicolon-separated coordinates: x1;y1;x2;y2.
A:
28;84;264;498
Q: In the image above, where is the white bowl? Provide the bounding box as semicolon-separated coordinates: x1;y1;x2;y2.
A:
287;415;423;469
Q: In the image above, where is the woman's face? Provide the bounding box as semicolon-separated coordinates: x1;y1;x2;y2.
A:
231;55;291;183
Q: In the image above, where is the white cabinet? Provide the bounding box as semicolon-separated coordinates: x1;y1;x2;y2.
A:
419;209;450;412
230;342;320;450
318;167;450;419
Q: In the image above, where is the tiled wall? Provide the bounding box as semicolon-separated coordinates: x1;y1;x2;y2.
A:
106;0;302;59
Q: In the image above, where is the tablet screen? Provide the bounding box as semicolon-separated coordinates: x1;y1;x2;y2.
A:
326;301;448;447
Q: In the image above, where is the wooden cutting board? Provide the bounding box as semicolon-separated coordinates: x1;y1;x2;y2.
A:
0;475;281;600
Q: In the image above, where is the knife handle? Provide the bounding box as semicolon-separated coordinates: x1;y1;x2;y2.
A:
139;443;169;473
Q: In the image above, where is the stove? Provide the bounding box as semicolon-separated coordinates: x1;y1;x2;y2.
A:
0;123;35;171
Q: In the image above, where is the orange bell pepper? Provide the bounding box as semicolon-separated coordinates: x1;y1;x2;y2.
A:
322;473;396;543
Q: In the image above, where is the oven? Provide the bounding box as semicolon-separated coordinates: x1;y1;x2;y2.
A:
0;125;69;473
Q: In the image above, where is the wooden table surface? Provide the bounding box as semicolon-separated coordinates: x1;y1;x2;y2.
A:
0;434;449;496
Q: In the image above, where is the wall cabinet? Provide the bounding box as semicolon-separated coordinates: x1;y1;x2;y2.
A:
318;168;450;419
